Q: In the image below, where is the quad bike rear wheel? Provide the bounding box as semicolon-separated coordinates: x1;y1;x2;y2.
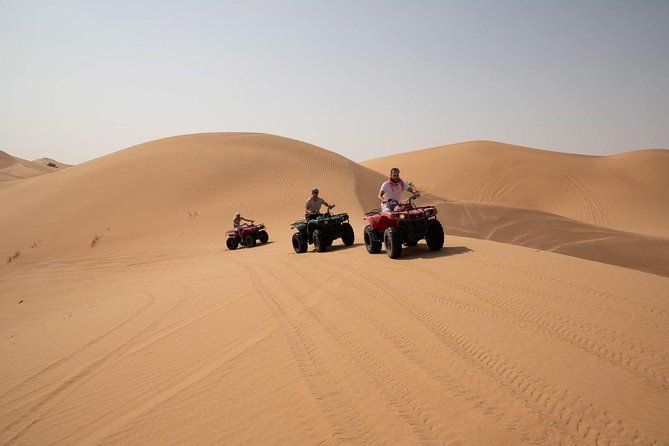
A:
426;220;444;251
384;227;402;259
292;233;307;253
364;225;381;254
226;237;239;250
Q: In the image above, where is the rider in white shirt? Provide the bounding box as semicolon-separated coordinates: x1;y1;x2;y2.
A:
378;168;419;212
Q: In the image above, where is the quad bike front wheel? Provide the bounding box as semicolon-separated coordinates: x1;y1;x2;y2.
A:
364;225;381;254
259;231;269;244
341;223;355;246
226;237;239;250
313;229;328;252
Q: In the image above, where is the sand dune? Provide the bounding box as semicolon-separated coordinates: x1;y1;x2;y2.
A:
0;151;57;182
362;141;669;238
0;133;385;260
2;133;668;444
31;157;71;170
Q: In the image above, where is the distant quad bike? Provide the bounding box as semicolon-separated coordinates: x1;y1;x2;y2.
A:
225;223;269;250
291;205;355;253
363;195;444;259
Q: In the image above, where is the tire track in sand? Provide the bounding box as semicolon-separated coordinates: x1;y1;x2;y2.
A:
414;267;669;391
473;256;668;318
246;264;376;444
292;258;568;445
251;259;470;445
317;256;659;446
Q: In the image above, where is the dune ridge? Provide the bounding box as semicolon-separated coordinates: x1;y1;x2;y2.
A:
0;151;55;182
31;157;71;170
437;199;669;277
362;141;669;238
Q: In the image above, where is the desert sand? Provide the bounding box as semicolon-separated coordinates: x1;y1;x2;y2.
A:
1;133;668;445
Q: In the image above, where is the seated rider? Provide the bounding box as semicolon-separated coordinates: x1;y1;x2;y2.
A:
378;167;419;212
233;212;254;231
305;187;335;220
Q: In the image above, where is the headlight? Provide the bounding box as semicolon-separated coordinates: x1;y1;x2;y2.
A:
399;214;406;220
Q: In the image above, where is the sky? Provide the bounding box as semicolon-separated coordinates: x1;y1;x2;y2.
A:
1;0;668;164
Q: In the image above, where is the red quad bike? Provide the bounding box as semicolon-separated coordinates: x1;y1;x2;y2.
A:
363;194;444;259
225;223;269;250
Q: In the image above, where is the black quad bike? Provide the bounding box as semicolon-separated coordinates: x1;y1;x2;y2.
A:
291;205;355;253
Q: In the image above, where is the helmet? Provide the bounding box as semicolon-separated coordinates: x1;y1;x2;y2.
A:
311;187;319;193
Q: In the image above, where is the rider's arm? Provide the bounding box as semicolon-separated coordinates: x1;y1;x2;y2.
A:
407;186;419;195
241;217;252;222
378;190;386;202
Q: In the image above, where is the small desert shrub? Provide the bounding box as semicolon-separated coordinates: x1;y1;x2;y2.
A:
47;162;57;168
90;235;102;247
6;251;20;264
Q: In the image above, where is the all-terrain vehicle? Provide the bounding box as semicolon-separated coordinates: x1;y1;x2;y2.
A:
291;205;355;253
226;223;269;250
363;195;443;258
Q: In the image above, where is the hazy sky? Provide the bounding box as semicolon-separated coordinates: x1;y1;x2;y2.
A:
1;0;668;164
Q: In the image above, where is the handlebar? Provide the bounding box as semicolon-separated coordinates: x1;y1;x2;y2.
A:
383;194;420;205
